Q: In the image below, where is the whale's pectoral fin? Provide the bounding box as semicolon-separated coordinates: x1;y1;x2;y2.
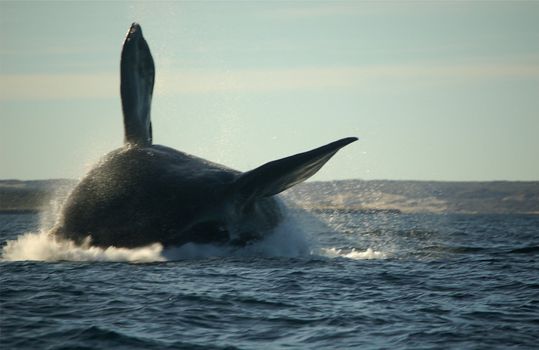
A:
235;137;358;201
120;23;155;146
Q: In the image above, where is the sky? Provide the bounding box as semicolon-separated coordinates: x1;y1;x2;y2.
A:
1;1;538;181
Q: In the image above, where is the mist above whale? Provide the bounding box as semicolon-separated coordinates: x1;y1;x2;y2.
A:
52;23;357;248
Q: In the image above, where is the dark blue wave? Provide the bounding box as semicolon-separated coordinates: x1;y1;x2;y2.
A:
2;213;539;349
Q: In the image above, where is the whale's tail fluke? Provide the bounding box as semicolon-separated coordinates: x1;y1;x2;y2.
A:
235;137;358;202
121;23;154;147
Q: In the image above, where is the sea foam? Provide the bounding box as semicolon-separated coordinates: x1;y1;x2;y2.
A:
320;247;387;260
1;199;386;262
1;230;165;262
0;212;312;262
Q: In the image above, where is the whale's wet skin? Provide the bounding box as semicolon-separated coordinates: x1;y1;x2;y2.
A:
51;23;356;249
55;145;277;248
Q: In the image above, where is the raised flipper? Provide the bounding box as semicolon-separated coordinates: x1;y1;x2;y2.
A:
234;137;357;201
120;23;154;146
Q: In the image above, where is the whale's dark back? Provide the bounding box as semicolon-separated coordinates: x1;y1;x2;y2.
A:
52;23;357;248
55;145;274;247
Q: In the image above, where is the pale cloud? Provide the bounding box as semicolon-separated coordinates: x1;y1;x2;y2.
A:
266;3;369;19
1;61;538;101
0;73;118;100
264;2;468;20
0;46;110;56
158;62;539;95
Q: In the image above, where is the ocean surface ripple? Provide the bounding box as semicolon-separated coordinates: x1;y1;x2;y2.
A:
1;211;538;349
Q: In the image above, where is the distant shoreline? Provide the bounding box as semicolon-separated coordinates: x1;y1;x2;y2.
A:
0;209;40;214
1;179;538;215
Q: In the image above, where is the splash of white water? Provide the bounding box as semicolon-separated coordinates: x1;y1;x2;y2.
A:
1;194;386;262
320;247;387;260
163;219;311;260
0;213;311;262
1;230;165;262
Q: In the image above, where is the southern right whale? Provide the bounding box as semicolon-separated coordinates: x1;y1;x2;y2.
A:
52;23;357;248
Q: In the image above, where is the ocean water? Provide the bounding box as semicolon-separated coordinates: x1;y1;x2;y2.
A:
1;208;538;349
